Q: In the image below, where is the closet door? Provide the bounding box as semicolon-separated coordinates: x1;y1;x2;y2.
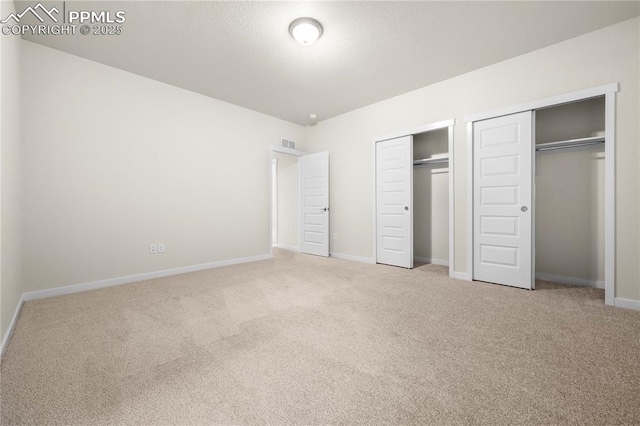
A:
376;136;413;268
473;111;533;289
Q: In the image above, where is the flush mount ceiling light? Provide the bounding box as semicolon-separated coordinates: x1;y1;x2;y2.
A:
289;17;323;45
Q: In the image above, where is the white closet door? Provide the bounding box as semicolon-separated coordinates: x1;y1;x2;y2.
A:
473;111;533;289
376;136;413;268
299;151;330;257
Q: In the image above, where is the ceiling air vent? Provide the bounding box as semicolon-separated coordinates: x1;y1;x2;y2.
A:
281;138;296;149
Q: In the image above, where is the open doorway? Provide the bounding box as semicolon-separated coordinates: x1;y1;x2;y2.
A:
534;97;605;289
413;128;450;268
269;145;331;258
271;151;300;252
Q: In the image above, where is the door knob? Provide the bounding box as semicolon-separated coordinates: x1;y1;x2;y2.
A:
320;207;328;212
405;206;409;211
521;206;528;212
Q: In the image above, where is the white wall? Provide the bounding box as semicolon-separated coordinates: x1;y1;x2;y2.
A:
307;18;639;301
273;152;298;248
1;1;24;341
413;130;449;264
20;40;305;293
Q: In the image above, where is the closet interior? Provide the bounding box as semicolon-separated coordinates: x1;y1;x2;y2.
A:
413;129;450;267
534;96;605;287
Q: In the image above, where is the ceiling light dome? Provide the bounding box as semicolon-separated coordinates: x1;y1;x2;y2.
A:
289;17;323;45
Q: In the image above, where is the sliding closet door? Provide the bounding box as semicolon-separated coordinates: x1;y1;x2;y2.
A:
376;136;413;268
473;111;533;289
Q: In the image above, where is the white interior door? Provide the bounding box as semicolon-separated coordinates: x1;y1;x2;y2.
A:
473;111;533;289
376;136;413;268
299;151;329;257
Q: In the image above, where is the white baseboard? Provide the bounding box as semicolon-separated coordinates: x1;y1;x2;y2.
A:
330;252;375;264
535;272;604;289
0;253;272;359
614;298;640;311
452;272;471;281
23;253;272;302
0;293;26;359
414;256;449;266
273;244;299;252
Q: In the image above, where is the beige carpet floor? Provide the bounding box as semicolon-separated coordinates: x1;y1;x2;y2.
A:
1;249;639;425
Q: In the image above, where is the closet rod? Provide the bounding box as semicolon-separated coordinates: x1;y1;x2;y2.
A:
413;157;449;166
536;136;604;152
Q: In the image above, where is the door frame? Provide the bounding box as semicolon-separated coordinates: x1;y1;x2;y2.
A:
465;82;618;306
372;118;456;276
269;145;306;257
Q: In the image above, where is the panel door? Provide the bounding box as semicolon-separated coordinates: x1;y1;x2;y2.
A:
376;136;413;268
299;151;329;257
473;111;533;289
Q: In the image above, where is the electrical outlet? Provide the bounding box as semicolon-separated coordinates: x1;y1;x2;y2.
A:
150;244;157;254
332;233;338;240
158;243;165;253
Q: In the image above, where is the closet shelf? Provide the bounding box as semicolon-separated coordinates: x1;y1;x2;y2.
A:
536;136;604;152
413;156;449;166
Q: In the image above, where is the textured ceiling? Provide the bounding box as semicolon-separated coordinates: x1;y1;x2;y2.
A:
17;1;640;125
